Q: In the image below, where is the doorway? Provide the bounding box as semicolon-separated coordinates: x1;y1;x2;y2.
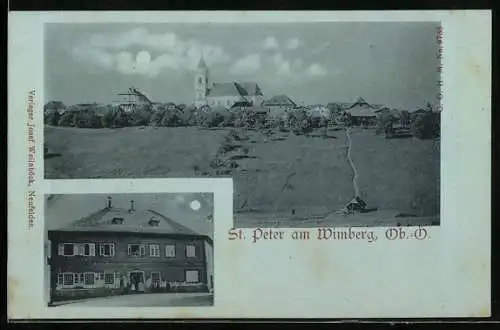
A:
129;271;145;293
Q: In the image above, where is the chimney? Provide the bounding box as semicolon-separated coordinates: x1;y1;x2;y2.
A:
129;200;135;212
107;196;112;208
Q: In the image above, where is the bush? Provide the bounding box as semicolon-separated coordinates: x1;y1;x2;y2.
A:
201;111;225;128
44;111;61;126
160;110;185;127
58;111;77;127
128;106;152;126
412;112;440;139
75;112;103;128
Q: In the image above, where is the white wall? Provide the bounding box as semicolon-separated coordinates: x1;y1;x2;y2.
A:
204;241;214;292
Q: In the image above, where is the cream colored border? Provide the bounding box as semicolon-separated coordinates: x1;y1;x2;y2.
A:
8;11;491;319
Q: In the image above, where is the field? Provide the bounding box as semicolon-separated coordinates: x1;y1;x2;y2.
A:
45;126;440;227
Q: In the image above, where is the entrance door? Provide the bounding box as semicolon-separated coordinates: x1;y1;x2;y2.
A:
129;271;145;292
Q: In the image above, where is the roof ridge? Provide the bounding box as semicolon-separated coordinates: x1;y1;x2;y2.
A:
147;209;200;236
71;208;110;227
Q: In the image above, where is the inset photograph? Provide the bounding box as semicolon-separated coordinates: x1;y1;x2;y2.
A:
44;193;214;307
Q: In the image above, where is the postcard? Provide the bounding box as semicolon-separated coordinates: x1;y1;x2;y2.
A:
8;10;491;319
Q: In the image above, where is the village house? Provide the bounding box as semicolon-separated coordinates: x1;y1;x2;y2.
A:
114;87;153;112
47;197;213;303
194;56;265;108
307;104;330;119
345;97;379;126
262;94;298;118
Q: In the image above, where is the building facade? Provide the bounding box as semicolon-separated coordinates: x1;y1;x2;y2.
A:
47;198;213;302
194;57;264;108
114;87;153;112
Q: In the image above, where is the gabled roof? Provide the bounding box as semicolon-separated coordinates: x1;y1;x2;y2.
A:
57;206;202;236
347;106;378;117
238;82;263;96
231;101;253;108
208;82;248;97
263;95;297;107
348;97;374;109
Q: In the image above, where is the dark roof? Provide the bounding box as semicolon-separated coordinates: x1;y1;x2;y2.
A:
238;82;263;96
263;95;297;107
347;106;377;117
231;101;253;108
208;82;248;97
55;207;202;237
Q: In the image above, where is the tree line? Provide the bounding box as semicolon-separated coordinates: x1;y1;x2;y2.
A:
44;101;440;139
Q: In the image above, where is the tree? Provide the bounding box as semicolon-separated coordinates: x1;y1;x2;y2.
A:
58;111;76;127
160;110;184;127
44;110;60;126
128;105;152;126
400;110;410;127
44;101;66;113
378;111;395;138
412;112;439;139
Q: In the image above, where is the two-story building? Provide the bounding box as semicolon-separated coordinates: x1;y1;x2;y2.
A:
47;197;213;303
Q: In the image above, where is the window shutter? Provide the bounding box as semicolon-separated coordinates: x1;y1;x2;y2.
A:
127;245;131;256
89;244;95;256
111;244;115;257
58;244;64;256
99;244;104;256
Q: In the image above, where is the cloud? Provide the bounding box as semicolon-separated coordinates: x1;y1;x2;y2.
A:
229;54;261;75
71;27;230;77
285;38;303;50
306;63;328;77
312;41;331;54
263;36;279;50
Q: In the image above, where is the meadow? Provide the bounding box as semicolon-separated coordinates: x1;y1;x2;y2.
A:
45;125;440;227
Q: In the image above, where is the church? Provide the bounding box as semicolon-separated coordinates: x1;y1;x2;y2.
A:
194;56;265;108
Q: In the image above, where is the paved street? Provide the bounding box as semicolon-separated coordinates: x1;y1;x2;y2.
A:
51;292;213;307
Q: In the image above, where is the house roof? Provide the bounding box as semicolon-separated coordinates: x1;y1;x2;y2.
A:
238;82;263;96
231;101;253;108
208;82;249;97
263;95;297;107
347;106;378;117
56;206;203;237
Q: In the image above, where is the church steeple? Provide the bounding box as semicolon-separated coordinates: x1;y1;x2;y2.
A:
194;55;209;107
197;54;208;70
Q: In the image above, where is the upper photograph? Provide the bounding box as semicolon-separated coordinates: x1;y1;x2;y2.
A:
44;22;441;228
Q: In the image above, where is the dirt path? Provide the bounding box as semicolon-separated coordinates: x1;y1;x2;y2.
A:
345;127;361;198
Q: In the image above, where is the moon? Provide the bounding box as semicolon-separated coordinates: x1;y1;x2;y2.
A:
189;200;201;211
136;51;151;64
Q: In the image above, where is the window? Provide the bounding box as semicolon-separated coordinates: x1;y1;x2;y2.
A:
198;77;202;85
148;218;160;227
149;244;160;257
111;217;124;224
128;244;146;257
104;273;115;285
63;273;74;286
76;243;95;256
185;270;199;283
62;243;75;256
84;273;94;285
151;272;161;282
59;243;95;256
99;243;115;257
165;245;176;258
186;245;196;258
57;274;64;286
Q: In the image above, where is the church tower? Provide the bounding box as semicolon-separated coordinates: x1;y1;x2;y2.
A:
194;55;209;107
